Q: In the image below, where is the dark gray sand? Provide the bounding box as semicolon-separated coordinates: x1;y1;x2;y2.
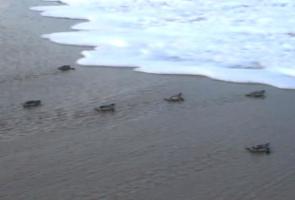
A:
1;0;295;199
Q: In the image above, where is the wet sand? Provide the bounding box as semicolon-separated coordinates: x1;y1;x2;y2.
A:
1;0;295;199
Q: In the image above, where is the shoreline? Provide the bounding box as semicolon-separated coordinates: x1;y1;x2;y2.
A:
1;0;295;200
31;0;295;90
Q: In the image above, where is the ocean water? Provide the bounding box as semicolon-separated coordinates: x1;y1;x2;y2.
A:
32;0;295;89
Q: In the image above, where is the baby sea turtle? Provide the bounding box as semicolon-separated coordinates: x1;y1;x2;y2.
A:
164;93;184;102
22;100;42;108
245;143;270;154
95;103;115;112
58;65;75;71
245;90;265;98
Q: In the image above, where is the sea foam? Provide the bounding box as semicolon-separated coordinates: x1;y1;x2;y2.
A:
32;0;295;88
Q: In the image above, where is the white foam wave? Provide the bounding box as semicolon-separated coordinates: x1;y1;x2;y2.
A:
32;0;295;88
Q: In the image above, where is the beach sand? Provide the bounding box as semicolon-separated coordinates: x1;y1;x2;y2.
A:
1;0;295;199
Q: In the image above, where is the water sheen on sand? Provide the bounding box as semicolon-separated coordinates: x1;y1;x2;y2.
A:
32;0;295;89
2;1;295;199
